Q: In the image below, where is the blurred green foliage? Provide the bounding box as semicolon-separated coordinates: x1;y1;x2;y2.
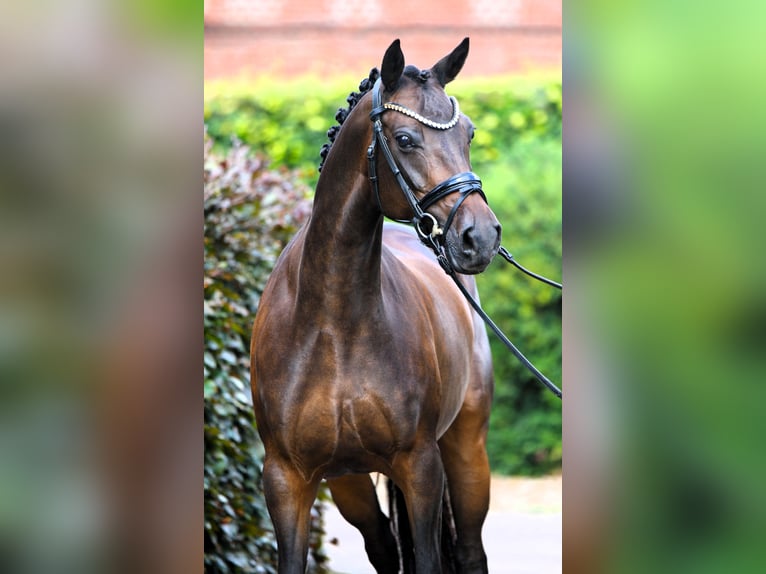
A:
477;135;562;475
203;136;326;572
205;75;561;184
566;3;766;572
204;75;561;476
205;78;344;188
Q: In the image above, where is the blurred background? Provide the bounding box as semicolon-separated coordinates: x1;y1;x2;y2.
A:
1;1;201;574
203;1;562;572
564;1;766;573
203;0;561;79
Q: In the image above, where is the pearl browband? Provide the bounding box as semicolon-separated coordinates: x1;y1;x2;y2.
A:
382;97;461;130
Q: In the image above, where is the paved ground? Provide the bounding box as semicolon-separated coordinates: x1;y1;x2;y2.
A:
323;474;561;574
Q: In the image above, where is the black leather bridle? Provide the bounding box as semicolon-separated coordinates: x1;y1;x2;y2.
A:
366;77;563;399
367;77;487;257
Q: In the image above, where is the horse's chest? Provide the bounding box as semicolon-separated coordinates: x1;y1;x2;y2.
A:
263;316;469;477
279;375;417;478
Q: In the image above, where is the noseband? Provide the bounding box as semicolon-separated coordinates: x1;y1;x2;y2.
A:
367;78;487;255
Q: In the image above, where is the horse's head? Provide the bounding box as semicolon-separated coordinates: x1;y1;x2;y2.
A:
371;38;501;274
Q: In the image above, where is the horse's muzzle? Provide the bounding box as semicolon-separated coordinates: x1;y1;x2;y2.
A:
446;217;501;274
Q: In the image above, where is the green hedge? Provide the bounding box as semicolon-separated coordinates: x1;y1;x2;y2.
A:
204;75;561;476
477;135;562;475
204;136;327;572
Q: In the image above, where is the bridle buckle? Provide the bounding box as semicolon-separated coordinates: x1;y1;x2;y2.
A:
415;212;443;241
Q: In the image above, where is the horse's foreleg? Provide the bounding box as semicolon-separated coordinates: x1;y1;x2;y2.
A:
327;474;399;574
262;456;321;574
439;408;491;574
393;443;445;574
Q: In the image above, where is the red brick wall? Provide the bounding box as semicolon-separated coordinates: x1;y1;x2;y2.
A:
204;0;561;79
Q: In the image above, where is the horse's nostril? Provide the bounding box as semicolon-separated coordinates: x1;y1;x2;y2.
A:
461;224;501;256
461;226;477;254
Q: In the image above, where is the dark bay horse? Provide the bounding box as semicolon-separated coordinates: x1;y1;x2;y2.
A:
250;38;501;574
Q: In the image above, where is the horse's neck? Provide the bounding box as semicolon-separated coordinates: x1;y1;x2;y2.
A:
297;129;384;321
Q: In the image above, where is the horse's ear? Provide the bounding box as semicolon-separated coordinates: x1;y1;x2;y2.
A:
432;37;470;86
381;39;405;91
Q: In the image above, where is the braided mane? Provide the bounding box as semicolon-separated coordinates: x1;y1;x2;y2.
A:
318;68;380;172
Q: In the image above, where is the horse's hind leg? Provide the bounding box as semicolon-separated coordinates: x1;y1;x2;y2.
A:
439;402;492;574
262;456;321;574
327;474;399;574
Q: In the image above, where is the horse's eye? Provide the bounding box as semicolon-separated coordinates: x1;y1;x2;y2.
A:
395;134;413;149
469;128;476;144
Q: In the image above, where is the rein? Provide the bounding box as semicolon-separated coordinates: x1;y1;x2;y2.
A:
367;78;563;400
